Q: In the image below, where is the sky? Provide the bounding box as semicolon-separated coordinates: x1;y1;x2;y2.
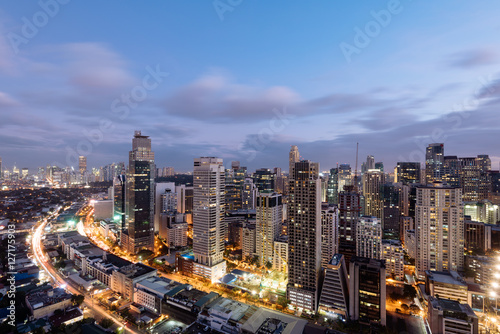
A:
1;1;500;173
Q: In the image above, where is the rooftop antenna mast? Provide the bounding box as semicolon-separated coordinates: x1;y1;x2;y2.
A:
354;142;359;192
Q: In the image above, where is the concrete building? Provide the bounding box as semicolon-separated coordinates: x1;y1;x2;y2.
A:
394;162;421;185
318;254;350;320
26;287;72;320
240;307;308;334
256;192;283;266
415;182;464;279
338;186;361;264
356;216;382;260
362;170;385;220
349;256;386;326
192;157;227;282
425;143;444;184
427;298;478;334
320;203;339;268
381;240;404;281
134;276;180;314
273;236;288;273
242;220;257;259
425;271;468;303
287;160;322;313
111;263;157;301
93;200;113;220
464;200;499;225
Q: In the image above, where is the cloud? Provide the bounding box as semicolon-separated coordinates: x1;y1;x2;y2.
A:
448;49;497;69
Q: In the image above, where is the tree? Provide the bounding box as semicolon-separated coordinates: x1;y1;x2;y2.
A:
265;261;272;270
403;285;417;299
277;296;290;309
100;318;114;329
71;294;85;306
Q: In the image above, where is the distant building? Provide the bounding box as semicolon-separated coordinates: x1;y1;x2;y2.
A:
394;162;420;185
425;143;444;184
356;216;382;260
349;256;386;326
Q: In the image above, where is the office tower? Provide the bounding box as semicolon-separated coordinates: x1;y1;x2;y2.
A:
256;192;283;266
477;155;491;200
274;167;285;194
21;168;29;179
457;155;491;202
380;183;401;232
362;169;385;220
287;160;321;313
366;155;375;170
442;156;460;187
327;167;339;205
338;186;361;264
349;256;386;326
321;203;339;268
123;131;155;254
318;254;350;320
79;156;87;182
192;157;226;282
425;143;444;184
253;168;275;193
114;174;127;243
338;164;352;192
356;216;382;259
415;182;464;279
289;145;300;173
242;178;257;210
394;162;420;185
225;161;247;210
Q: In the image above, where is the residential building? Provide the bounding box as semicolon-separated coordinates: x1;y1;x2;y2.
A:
321;203;339;268
356;216;382;260
256;192;283;266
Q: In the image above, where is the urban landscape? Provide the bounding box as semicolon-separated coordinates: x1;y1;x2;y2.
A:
1;2;500;334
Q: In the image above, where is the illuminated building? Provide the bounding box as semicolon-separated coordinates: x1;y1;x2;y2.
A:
253;168;275;193
349;256;386;326
192;157;226;282
79;156;87;183
289;145;300;173
225;161;247;210
326;167;339;205
256;192;283;266
425;143;444;184
362;169;385;220
287;160;321;313
338;186;361;264
318;254;350;319
122;131;155;254
381;240;404;280
356;216;382;260
321;203;339;268
394;162;420;185
415;182;464;279
427;299;478;334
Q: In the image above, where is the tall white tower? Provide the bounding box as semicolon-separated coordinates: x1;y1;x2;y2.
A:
256;192;283;266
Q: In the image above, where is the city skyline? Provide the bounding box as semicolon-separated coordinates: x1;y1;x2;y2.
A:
1;2;500;171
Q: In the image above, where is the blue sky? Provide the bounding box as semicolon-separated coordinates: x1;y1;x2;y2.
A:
1;1;500;172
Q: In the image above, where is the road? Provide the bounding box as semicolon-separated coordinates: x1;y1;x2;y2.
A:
32;215;141;334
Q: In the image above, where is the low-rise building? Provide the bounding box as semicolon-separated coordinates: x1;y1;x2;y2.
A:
26;287;72;320
134;276;180;314
425;271;468;303
111;263;157;301
427;298;478;334
240;307;308;334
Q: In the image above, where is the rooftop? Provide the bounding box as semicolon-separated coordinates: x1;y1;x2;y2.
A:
241;308;308;334
425;271;466;286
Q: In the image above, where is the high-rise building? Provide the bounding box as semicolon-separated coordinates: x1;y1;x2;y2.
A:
380;183;401;232
425;143;444;184
122;131;155;254
338;164;352;192
366;155;375;171
381;240;404;280
242;178;257;210
192;157;226;282
415;182;464;279
362;169;385;220
442;156;460;187
327;167;339;205
318;254;350;320
114;174;127;242
79;156;87;182
349;256;386;326
321;203;339;268
256;192;283;266
394;162;420;185
21;168;29;179
287;160;321;313
225;161;247;210
338;186;361;264
356;216;382;259
289;145;300;174
253;168;275;193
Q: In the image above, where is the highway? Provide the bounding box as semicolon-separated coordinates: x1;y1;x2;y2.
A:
32;214;140;334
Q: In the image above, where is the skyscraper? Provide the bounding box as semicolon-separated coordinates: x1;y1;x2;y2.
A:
192;157;226;282
362;169;385;220
327;167;339;205
79;156;87;183
321;203;339;268
287;160;321;313
289;145;300;173
114;174;126;243
256;192;283;266
122;131;155;254
425;143;444;184
415;182;464;279
366;155;375;170
394;162;420;185
253;168;275;193
338;186;361;264
356;216;382;259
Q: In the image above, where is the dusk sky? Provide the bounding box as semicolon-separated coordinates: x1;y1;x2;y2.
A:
1;1;500;172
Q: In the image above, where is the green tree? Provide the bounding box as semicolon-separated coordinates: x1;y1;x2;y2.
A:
100;318;114;329
277;296;290;309
403;284;417;299
265;261;272;270
71;294;85;306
